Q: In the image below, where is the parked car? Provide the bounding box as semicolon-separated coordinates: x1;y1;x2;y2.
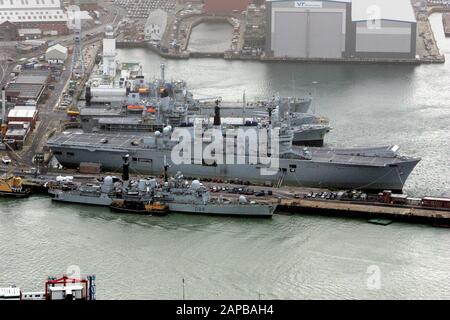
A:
2;156;12;165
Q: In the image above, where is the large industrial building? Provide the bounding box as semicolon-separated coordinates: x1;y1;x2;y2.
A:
265;0;417;60
0;0;69;36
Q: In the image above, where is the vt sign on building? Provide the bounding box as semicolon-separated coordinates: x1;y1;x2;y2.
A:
265;0;417;60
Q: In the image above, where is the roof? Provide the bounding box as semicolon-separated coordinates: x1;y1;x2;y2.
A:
8;120;29;127
266;0;351;3
0;0;62;10
267;0;416;23
14;106;37;110
15;74;48;85
351;0;416;23
423;197;450;202
48;285;84;292
6;83;44;99
6;129;27;137
46;44;68;55
0;20;17;29
0;9;67;23
8;108;37;118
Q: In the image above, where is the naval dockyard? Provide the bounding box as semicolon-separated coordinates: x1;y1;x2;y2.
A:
1;0;450;302
0;1;449;229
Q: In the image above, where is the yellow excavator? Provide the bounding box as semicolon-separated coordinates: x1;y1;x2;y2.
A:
0;141;32;198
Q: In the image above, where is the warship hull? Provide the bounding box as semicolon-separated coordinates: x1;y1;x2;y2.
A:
193;99;311;117
292;126;330;147
51;190;114;206
47;134;420;192
163;202;275;217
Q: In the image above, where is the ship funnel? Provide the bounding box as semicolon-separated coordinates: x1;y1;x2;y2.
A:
213;99;221;126
122;154;130;182
85;84;91;106
1;87;6;125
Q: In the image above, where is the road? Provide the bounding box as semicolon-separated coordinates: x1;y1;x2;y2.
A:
0;60;14;89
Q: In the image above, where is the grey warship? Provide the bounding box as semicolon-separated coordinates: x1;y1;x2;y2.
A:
49;157;276;217
154;172;275;217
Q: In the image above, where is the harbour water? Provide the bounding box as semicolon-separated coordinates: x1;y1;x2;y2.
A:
1;15;449;299
188;22;233;53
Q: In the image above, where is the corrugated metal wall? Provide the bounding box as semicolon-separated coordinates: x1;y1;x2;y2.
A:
355;21;413;55
309;12;343;58
269;1;348;59
272;10;344;58
272;12;308;57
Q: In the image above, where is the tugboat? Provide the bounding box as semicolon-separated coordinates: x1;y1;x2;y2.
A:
0;176;32;198
110;199;169;216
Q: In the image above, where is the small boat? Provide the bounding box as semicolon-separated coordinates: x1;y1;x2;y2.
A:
110;199;169;216
0;176;32;198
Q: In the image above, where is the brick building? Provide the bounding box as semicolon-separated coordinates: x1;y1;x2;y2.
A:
0;21;19;41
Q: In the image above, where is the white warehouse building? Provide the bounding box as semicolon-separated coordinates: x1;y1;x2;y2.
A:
145;9;168;42
265;0;417;60
45;44;68;64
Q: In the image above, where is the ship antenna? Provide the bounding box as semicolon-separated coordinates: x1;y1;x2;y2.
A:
160;63;165;83
243;90;246;124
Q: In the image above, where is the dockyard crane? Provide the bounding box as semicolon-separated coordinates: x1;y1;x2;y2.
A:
67;6;85;77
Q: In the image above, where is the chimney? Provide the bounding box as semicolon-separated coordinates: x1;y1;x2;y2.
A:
213;99;221;126
122;154;130;182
